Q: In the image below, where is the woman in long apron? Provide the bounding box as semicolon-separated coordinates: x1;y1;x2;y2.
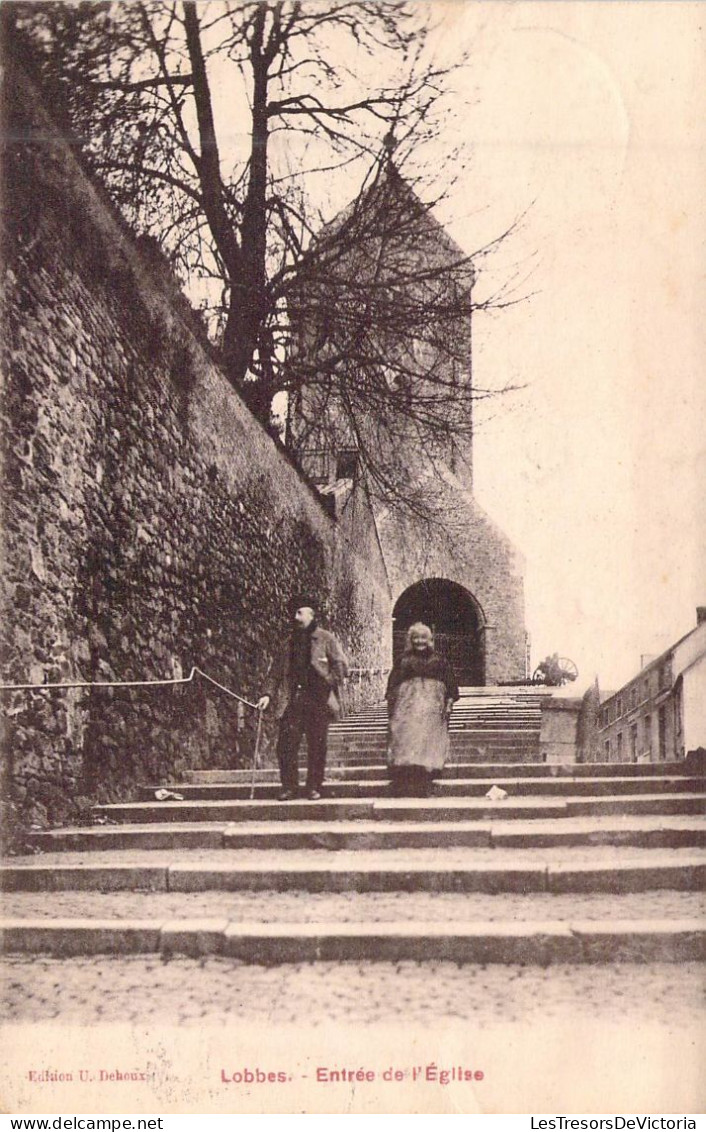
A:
385;622;459;796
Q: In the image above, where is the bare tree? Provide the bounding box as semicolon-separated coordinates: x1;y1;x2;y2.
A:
6;0;524;511
286;153;525;513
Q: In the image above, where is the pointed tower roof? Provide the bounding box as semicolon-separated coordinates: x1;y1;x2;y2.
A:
311;159;475;286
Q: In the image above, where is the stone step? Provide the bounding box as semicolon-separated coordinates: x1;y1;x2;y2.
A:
328;746;542;760
1;916;702;963
92;798;565;824
138;776;705;802
325;744;541;754
340;693;545;702
93;792;706;825
347;685;550;697
3;887;702;925
332;727;541;736
336;713;542;720
340;699;544;706
336;717;544;726
333;718;543;728
188;763;543;782
25;815;706;854
330;733;540;742
456;685;553;692
3;853;704;894
342;692;543;698
187;760;696;783
339;710;542;716
330;727;542;739
329;741;542;752
328;749;542;764
332;717;542;726
489;816;706;849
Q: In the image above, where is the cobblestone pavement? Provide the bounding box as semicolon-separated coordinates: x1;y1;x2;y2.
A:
2;888;704;922
6;844;706;869
2;956;704;1027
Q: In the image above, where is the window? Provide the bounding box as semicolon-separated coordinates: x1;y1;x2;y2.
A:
674;682;683;736
616;731;623;760
302;450;329;483
336;449;359;481
605;739;611;760
643;715;651;755
659;661;672;690
630;724;638;762
658;706;667;760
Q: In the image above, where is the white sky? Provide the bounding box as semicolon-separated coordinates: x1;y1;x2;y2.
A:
426;1;705;689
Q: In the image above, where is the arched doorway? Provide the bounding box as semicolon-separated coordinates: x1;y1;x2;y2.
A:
392;578;485;686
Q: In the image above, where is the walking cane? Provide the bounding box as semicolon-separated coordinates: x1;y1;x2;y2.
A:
250;706;264;800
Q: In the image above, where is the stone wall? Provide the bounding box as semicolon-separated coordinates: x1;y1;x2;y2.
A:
376;477;527;685
539;695;581;765
576;680;602;763
0;62;391;840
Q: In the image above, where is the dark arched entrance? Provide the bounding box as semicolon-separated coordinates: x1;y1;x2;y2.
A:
392;578;485;686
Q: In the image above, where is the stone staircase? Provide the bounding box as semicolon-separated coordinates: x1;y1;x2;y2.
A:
1;687;705;964
328;685;549;763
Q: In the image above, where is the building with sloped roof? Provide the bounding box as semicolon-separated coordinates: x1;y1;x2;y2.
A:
594;609;706;763
288;161;529;685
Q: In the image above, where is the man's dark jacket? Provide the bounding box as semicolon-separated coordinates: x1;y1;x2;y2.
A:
266;626;349;720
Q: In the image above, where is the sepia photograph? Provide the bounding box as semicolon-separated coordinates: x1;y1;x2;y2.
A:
0;0;704;1116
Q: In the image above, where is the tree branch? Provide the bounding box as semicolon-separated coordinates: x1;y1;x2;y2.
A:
182;0;242;277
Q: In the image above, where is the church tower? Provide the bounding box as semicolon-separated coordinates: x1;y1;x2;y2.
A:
288;163;527;686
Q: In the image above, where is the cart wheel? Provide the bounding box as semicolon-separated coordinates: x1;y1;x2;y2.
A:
557;658;578;683
532;659;579;685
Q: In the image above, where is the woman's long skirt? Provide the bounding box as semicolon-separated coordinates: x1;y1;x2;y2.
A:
387;677;450;773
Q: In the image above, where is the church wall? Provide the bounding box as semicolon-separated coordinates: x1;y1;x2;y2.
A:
0;63;390;841
377;490;527;685
290;166;527;686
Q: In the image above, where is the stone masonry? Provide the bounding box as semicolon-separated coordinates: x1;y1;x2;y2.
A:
376;481;527;685
0;61;391;839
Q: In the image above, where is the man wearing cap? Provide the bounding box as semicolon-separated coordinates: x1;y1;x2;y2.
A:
257;603;349;801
